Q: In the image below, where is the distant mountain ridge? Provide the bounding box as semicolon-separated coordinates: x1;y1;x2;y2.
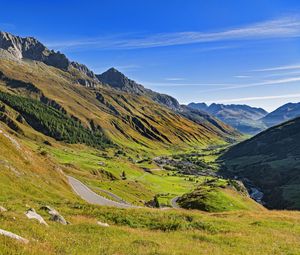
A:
188;101;300;135
261;102;300;127
188;102;268;134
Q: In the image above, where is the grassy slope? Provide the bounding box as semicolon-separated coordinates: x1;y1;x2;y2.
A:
221;117;300;210
1;117;299;254
0;58;238;153
0;94;299;255
1;204;300;254
177;178;264;212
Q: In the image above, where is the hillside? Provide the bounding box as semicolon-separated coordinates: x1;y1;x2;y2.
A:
177;178;264;212
97;68;238;139
0;31;239;153
188;102;268;134
261;102;300;127
221;117;300;210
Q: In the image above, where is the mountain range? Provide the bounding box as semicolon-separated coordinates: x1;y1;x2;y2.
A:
0;31;239;153
188;102;268;134
188;102;300;134
261;102;300;127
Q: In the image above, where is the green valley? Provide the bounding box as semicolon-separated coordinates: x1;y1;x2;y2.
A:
0;29;300;255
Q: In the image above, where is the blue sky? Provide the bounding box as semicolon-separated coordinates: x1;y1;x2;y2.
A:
2;0;300;111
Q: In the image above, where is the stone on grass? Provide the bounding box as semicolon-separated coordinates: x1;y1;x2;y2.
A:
0;228;29;244
97;221;109;227
0;206;7;212
40;206;68;225
25;208;48;226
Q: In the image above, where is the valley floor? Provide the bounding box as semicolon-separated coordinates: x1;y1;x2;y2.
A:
0;129;299;254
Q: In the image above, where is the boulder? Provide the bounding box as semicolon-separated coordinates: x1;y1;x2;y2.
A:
0;206;7;212
25;208;48;226
41;206;68;225
0;229;29;244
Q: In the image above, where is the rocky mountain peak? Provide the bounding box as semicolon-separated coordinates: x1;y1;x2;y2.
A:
97;68;181;110
0;31;99;86
97;67;145;93
0;31;70;69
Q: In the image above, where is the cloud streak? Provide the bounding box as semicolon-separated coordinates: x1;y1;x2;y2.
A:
164;77;185;81
197;77;300;93
207;93;300;104
0;23;16;31
46;16;300;51
144;76;300;91
253;64;300;72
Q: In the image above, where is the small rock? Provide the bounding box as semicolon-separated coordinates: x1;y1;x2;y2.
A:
98;161;106;166
25;208;48;226
41;206;68;225
97;221;109;227
0;206;7;212
0;228;29;244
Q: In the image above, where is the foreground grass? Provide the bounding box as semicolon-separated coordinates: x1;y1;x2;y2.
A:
1;203;300;255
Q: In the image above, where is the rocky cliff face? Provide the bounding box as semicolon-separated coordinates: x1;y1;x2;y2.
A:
0;31;98;85
0;31;70;69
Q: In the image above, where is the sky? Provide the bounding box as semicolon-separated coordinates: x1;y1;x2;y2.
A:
2;0;300;111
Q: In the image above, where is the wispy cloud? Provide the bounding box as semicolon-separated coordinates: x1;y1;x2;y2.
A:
114;64;140;71
253;63;300;72
144;76;300;90
164;77;185;81
234;75;251;78
142;82;231;87
207;93;300;104
46;16;300;51
263;70;300;78
0;23;16;31
200;76;300;92
94;64;140;73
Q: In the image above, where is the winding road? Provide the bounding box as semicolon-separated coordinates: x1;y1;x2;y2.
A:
170;196;180;208
67;175;180;209
67;176;136;208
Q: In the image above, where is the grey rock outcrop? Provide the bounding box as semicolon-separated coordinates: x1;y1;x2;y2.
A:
0;31;99;87
0;228;29;243
0;31;69;69
41;206;68;225
70;61;97;80
25;208;48;226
